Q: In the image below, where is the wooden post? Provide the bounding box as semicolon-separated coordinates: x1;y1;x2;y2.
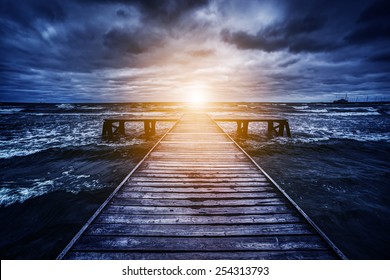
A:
102;120;113;137
243;121;249;136
277;122;284;136
144;121;150;135
118;121;125;136
144;120;156;136
285;121;291;137
236;121;242;135
267;121;273;137
151;120;156;135
235;121;249;137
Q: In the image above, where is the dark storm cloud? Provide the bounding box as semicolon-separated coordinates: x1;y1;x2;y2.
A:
102;26;165;54
0;0;389;102
368;52;390;63
0;0;211;72
221;0;390;53
75;0;209;24
278;58;300;68
0;0;66;26
345;1;390;44
221;15;340;53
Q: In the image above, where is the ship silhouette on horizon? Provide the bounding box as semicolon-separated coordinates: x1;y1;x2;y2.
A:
333;94;349;104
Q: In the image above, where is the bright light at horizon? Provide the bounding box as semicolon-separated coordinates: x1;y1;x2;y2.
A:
185;83;210;105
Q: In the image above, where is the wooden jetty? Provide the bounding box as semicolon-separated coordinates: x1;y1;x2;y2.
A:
59;113;345;260
212;118;291;137
102;117;291;138
102;118;179;137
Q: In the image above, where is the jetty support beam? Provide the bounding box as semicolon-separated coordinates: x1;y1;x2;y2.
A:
267;120;291;137
236;121;249;136
102;118;179;138
213;118;291;138
102;120;125;137
144;120;156;136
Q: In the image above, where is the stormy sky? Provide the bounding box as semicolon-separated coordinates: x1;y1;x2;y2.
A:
0;0;389;102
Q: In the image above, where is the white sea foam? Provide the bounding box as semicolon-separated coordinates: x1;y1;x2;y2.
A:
80;105;105;110
326;111;381;116
288;111;381;117
0;119;101;159
0;108;23;114
56;104;75;110
0;169;105;207
0;148;43;159
293;106;309;110
301;109;329;113
329;107;377;112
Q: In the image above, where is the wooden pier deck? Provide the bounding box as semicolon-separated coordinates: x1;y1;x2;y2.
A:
58;113;345;260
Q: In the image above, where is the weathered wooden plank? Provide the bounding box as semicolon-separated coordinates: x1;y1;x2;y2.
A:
144;162;252;167
150;154;244;159
109;197;287;207
168;128;222;133
149;154;248;159
115;191;280;199
165;132;227;135
160;141;233;144
137;167;260;172
72;235;329;251
65;250;337;260
131;173;266;178
154;148;239;154
95;213;303;225
151;152;243;156
154;145;238;152
128;177;267;182
145;157;250;162
133;170;263;175
164;134;230;141
85;223;315;236
121;186;273;193
105;205;293;215
125;181;270;187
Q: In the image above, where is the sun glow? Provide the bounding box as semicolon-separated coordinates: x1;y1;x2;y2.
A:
185;83;210;105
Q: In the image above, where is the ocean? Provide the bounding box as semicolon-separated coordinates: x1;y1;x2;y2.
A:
0;102;389;259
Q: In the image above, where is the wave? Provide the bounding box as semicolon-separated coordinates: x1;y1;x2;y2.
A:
292;106;309;110
300;109;328;113
328;107;377;112
288;111;381;116
326;112;381;116
0;148;44;159
56;104;75;110
0;169;104;207
0;107;24;114
79;105;105;110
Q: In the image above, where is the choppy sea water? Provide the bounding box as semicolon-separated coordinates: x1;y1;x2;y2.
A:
0;102;389;259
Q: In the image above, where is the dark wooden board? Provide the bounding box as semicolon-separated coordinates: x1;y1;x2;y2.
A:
95;213;304;224
109;197;287;207
120;186;274;193
65;250;337;260
72;235;329;251
104;205;294;215
85;223;315;236
115;191;280;199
